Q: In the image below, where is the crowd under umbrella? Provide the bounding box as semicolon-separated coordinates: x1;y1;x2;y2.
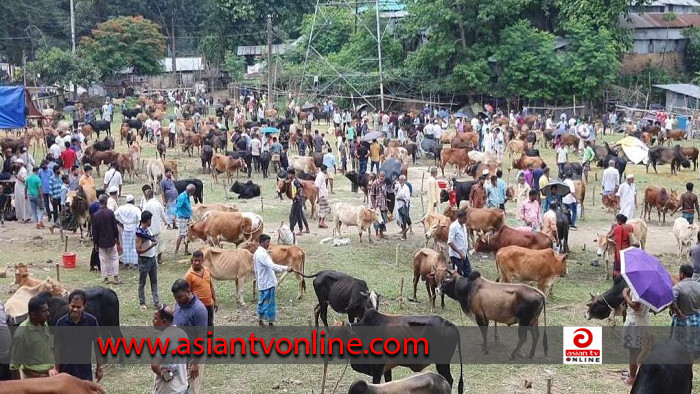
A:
541;181;570;197
261;126;280;135
620;247;674;313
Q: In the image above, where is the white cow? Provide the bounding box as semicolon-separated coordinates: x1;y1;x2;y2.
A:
146;159;165;194
332;203;383;244
673;217;700;258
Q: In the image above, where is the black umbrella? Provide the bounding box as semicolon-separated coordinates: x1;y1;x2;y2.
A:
541;181;570;197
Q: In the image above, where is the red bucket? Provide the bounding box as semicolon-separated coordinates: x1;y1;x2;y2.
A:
438;180;448;189
62;253;77;269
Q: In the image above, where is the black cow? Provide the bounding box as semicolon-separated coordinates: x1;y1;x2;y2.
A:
440;179;476;208
201;144;213;173
87;120;111;138
555;208;570;253
647;146;690;175
402;142;419;164
420;138;442;165
125;119;142;132
593;142;616;161
344;171;370;202
525;147;540;157
260;151;271;178
342;309;464;393
597;155;626;182
174;178;204;204
559;163;582;180
230;180;260;199
631;340;693;394
584;277;627;321
300;270;378;328
93;136;114;152
122;108;140;119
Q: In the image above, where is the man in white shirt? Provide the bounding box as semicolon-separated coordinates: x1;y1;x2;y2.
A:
151;305;189;394
562;173;577;229
665;115;674;132
142;189;169;265
545;116;553;130
315;165;330;229
103;163;123;197
144;118;154;140
253;234;292;327
115;194;142;269
617;174;637;219
101;102;111;122
556;145;568;178
602;160;620;196
49;140;62;160
470;117;479;131
448;209;470;277
250;134;261;173
394;175;411;240
168;120;177;148
322;147;336;194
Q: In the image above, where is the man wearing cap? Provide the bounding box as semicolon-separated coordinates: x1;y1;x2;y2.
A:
115;195;141;269
469;172;488;209
107;187;119;211
92;194;122;284
617;174;637;219
103;163;122;198
426;167;440;213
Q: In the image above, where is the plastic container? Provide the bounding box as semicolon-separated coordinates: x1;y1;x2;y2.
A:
62;253;77;269
438;180;447;189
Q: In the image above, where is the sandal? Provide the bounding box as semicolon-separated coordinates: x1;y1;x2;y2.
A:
111;278;123;285
623;377;635;385
139;305;147;310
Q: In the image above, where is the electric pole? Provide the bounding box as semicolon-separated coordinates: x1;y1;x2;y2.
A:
267;14;273;110
70;0;76;54
375;1;385;112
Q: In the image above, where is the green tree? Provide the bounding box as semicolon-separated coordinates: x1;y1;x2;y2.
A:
26;47;100;90
224;52;247;79
684;27;700;74
79;16;166;78
494;21;560;100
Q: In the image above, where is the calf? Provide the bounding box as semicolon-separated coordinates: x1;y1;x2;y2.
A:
555;209;570;254
512;154;545;171
465;208;505;246
601;193;620;212
300;270;378;327
673;217;700;258
411;247;448;312
584;279;627;323
420;212;451;248
212;154;246;184
439;271;548;359
348;372;451;394
201;144;213;174
341;309;464;394
146;160;165;194
496;246;567;296
230;180;260;199
277;178;318;219
594;218;648;279
473;224;551;254
439;148;470;177
631;340;693;394
331;203;383;243
196;245;254;305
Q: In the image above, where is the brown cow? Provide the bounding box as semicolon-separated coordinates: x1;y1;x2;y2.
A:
642;186;680;224
5;278;69;319
507;140;526;159
242;241;307;300
496;246;567;296
191;203;239;222
473;225;552;254
182;132;202;157
211;154;247;184
411;247;449;312
64;185;93;238
466;161;498;179
82;147;118;176
512;154;545;170
196;245;254;305
163;159;179;179
117;153;137;181
440;148;470;177
465;208;505;246
277;178;318;219
289;156;318;174
573;180;586;219
186;211;264;252
680;146;699;171
666;129;686;144
601;193;620;213
560;134;580;150
421;212;451;248
450;132;478;149
119;123;130;144
11;263;42;290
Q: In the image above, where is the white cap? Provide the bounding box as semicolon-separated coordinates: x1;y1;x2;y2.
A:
125;194;135;203
15;159;24;164
481;169;490;176
626;174;635;179
108;186;118;194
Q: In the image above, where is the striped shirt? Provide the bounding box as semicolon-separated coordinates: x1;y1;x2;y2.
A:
50;174;63;199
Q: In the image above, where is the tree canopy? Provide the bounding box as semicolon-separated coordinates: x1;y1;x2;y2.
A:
26;47;100;89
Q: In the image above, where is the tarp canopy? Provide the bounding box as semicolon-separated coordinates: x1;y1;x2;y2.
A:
0;86;26;128
614;136;649;165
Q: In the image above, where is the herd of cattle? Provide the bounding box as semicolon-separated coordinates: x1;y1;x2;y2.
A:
3;108;700;392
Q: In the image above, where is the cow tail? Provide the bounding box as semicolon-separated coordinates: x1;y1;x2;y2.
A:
301;250;306;292
542;297;548;357
457;331;464;394
293;270;323;279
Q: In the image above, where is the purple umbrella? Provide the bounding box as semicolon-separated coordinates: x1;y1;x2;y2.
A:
620;247;674;313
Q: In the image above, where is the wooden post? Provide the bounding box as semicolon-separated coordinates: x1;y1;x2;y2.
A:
55;263;60;282
395;243;400;267
592;186;596;206
398;278;404;309
320;362;328;394
261;196;264;212
420;172;425;215
64;237;68;253
546;377;552;394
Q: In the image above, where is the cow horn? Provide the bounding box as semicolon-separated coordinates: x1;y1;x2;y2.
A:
588;292;595;299
359;291;368;297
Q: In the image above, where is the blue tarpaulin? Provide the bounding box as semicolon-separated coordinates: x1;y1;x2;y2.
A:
0;86;26;128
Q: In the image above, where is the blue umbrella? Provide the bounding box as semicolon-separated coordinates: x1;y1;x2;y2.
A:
438;110;449;119
621;247;674;313
454;112;470;118
261;126;279;134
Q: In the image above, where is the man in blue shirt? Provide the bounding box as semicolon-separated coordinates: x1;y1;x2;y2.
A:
174;184;194;255
322;147;336;194
49;166;63;226
485;176;500;209
37;160;53;221
171;279;207;394
55;290;102;382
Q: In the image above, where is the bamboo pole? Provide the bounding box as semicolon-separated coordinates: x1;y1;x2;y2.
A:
395;243;399;267
55;263;60;282
320;362;328;394
398;278;404;309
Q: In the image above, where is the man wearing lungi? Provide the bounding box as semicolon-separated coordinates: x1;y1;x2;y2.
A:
253;234;292;327
315;165;330;229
